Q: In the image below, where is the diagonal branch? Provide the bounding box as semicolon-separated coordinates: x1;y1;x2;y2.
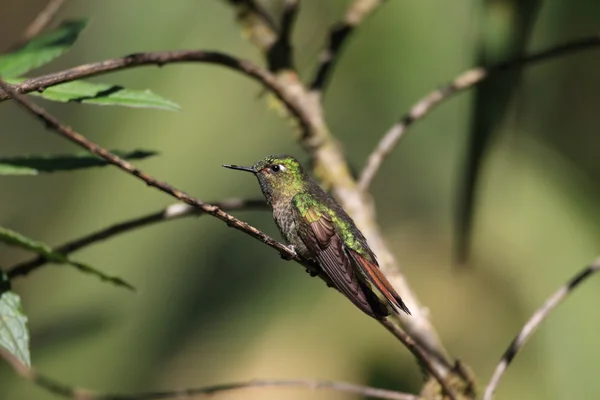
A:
380;319;457;400
6;199;267;279
310;0;386;94
0;346;418;400
13;0;68;48
482;256;600;400
0;78;326;284
358;34;600;191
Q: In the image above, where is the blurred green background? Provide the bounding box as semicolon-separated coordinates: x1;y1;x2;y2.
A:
1;1;600;399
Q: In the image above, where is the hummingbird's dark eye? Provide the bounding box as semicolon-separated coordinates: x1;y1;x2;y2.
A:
270;164;281;173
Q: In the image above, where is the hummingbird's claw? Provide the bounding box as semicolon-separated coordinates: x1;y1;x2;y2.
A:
281;245;297;261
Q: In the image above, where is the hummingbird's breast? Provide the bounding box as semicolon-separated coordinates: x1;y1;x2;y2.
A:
272;199;311;259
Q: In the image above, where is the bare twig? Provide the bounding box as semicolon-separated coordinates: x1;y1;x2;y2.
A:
0;78;327;283
266;0;300;71
380;319;457;400
0;347;417;400
310;0;386;94
482;256;600;400
14;0;68;47
6;199;267;279
358;34;600;191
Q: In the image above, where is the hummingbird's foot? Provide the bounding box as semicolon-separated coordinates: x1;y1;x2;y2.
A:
280;245;297;261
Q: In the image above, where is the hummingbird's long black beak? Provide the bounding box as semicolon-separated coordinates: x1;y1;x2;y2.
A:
222;164;256;173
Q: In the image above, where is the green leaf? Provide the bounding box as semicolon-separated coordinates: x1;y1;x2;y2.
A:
31;81;181;110
0;20;88;78
0;227;134;291
0;150;158;175
0;274;30;368
4;77;180;110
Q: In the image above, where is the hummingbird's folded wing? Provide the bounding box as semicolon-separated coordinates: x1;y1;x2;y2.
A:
292;199;387;319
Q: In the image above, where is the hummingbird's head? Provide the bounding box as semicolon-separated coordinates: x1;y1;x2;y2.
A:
223;155;308;205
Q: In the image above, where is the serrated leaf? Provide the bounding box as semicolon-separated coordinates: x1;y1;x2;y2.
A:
0;20;88;78
0;150;157;175
31;81;181;110
0;273;30;368
0;227;134;291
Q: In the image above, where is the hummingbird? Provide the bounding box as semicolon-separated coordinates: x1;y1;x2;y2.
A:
223;155;411;319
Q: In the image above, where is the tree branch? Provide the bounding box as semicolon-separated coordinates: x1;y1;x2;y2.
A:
5;199;267;279
0;347;418;400
12;0;68;48
310;0;386;94
358;34;600;191
482;256;600;400
0;50;317;139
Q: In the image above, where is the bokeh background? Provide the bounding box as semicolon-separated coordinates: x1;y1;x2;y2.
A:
1;1;599;399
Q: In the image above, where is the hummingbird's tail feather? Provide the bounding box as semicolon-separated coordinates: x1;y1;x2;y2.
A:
347;249;412;316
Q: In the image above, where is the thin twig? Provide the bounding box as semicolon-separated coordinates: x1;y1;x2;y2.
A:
358;34;600;191
14;0;68;48
380;319;457;400
0;50;314;138
482;256;600;400
310;0;386;93
0;347;417;400
0;78;326;283
6;199;267;279
266;0;300;71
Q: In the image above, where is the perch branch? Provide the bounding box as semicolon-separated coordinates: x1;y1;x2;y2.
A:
358;34;600;191
482;256;600;400
6;199;267;279
0;78;327;283
13;0;68;48
310;0;386;94
0;347;418;400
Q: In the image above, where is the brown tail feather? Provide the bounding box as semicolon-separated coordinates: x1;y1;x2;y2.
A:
348;249;411;315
